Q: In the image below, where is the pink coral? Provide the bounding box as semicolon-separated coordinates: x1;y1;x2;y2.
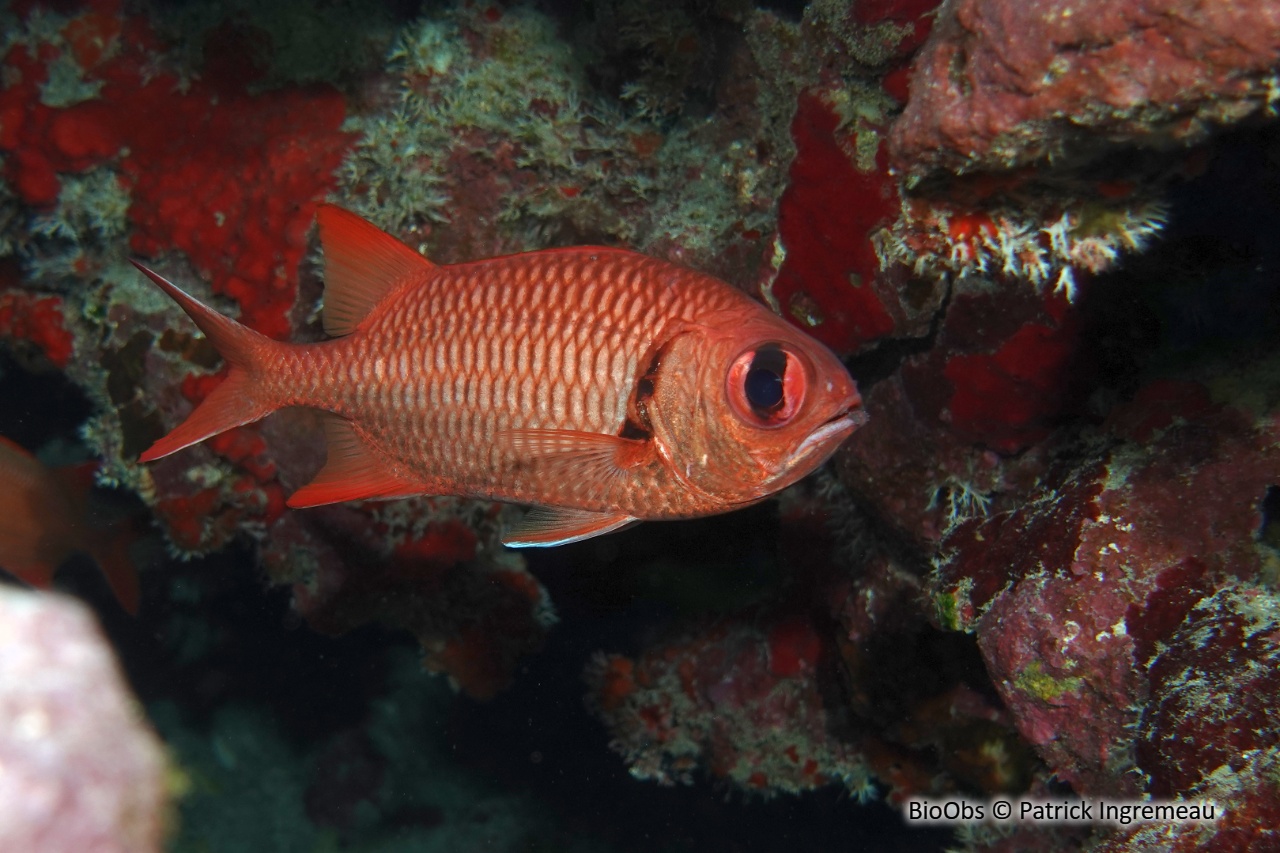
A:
0;587;170;852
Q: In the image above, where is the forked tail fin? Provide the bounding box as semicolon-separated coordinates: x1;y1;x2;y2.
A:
132;261;279;462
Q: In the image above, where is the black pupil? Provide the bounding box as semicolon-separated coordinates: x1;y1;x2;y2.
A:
744;347;786;412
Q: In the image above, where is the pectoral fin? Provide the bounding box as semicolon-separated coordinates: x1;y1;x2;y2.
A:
497;428;652;484
502;506;638;548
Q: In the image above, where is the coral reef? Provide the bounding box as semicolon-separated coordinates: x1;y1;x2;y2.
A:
1;0;1280;848
585;0;1280;845
0;2;354;338
586;616;876;797
932;367;1280;848
0;586;170;852
334;1;794;281
0;0;557;701
588;488;1041;804
263;497;555;701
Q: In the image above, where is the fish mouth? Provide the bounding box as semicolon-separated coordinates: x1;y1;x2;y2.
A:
789;403;868;465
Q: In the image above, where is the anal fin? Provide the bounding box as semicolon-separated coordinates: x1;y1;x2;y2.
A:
87;525;142;616
287;414;422;508
502;507;638;548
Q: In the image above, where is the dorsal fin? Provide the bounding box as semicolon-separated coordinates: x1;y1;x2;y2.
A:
316;205;435;337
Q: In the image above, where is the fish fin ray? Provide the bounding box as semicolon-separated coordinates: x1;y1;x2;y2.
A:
139;369;267;462
0;436;51;492
502;507;637;548
87;526;142;616
497;428;650;489
132;261;277;461
316;205;435;337
131;261;270;369
288;414;421;507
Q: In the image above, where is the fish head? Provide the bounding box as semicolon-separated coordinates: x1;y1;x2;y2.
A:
646;307;865;508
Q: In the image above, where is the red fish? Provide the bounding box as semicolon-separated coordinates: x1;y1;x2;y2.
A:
135;206;864;546
0;437;140;612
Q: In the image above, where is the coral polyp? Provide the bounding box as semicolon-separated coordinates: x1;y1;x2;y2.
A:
876;195;1171;300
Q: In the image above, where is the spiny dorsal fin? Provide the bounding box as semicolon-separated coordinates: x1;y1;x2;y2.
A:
316;205;435;337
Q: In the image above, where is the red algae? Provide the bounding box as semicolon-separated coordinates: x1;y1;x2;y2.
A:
0;4;356;338
0;292;74;367
769;92;900;354
767;615;824;677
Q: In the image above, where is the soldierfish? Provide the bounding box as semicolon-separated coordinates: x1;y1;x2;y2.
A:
135;206;864;546
0;436;140;612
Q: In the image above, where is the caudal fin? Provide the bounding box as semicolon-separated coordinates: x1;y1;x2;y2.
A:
132;261;278;462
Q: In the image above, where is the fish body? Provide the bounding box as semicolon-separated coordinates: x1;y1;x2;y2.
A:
136;206;864;546
0;437;140;612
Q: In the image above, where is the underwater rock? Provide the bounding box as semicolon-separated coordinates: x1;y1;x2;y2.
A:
834;281;1085;549
586;613;877;798
889;0;1280;178
587;497;1042;805
932;369;1280;844
827;550;1041;802
262;498;556;701
0;586;170;852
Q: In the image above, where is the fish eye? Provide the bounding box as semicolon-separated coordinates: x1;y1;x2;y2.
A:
744;347;785;411
726;344;806;427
